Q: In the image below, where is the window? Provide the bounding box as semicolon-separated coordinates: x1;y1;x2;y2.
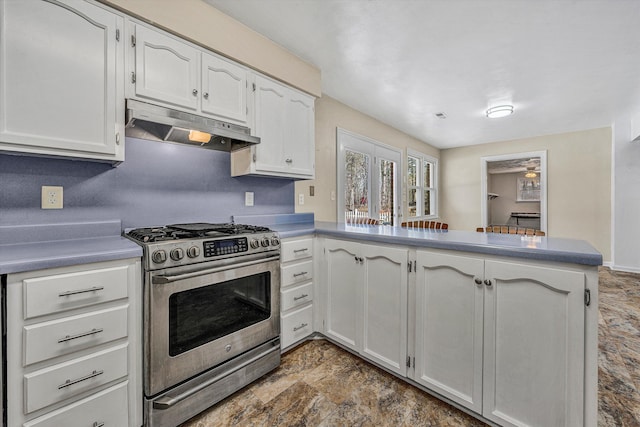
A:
338;129;401;226
407;150;437;219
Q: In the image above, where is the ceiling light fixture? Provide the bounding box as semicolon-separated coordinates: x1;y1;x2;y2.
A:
486;105;514;118
524;167;537;178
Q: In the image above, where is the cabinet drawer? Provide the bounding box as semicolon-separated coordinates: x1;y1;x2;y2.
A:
24;382;128;427
281;238;313;262
24;343;128;413
24;266;129;319
24;305;128;366
281;305;313;349
281;260;313;288
281;282;313;312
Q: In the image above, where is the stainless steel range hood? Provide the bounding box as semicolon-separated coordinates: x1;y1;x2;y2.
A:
125;99;260;152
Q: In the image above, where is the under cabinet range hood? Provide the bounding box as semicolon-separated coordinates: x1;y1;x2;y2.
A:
125;99;260;152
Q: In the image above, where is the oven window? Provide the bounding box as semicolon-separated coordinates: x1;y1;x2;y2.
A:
169;271;271;356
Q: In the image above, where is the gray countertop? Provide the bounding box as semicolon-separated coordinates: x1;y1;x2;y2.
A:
272;221;603;266
0;221;142;275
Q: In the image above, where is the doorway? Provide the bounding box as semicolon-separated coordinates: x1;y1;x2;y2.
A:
480;151;547;233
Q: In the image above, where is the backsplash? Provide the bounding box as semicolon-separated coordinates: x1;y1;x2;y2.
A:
0;138;294;230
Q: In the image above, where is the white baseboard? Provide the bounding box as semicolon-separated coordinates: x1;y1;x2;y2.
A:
610;263;640;273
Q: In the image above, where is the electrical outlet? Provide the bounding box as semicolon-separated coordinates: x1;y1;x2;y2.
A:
298;193;304;205
41;186;63;209
245;192;254;207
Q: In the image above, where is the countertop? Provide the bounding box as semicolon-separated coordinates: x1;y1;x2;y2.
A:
271;221;603;266
0;221;142;275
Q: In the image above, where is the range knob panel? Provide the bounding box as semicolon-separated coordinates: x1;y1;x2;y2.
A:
250;239;260;249
270;236;280;246
187;246;200;258
152;250;167;264
260;237;270;247
170;247;184;261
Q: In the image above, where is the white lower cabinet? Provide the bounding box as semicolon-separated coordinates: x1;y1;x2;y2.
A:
6;258;142;427
323;238;408;375
280;236;314;350
413;250;586;427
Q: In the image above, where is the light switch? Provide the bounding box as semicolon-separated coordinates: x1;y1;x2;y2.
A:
298;193;304;205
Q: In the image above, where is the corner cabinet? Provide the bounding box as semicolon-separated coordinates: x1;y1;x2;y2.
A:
322;238;408;375
413;250;586;427
128;23;249;126
5;258;142;427
0;0;125;163
232;74;315;179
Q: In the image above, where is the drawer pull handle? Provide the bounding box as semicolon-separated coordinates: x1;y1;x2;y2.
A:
293;248;308;253
292;271;308;278
293;294;309;301
293;323;308;332
58;286;104;297
58;369;104;389
58;328;104;343
93;422;105;427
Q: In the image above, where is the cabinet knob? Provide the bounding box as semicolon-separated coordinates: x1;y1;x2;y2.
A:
192;89;198;96
484;279;492;287
474;277;482;285
203;92;209;99
285;158;293;163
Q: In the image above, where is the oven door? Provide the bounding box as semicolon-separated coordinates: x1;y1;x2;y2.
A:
145;254;280;397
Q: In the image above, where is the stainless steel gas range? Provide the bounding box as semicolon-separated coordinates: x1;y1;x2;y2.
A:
126;223;281;427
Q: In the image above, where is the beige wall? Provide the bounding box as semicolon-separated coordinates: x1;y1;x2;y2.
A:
440;127;612;260
98;0;321;96
295;95;440;222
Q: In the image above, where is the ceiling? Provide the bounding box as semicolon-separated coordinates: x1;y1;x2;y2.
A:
488;157;540;174
204;0;640;150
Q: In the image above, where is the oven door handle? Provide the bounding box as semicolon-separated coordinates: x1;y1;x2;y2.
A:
152;255;280;284
152;343;280;409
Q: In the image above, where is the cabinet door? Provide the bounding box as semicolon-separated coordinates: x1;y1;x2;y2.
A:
414;251;484;413
0;0;122;159
361;243;408;375
253;75;286;173
483;260;585;427
324;240;361;351
201;52;247;124
133;25;199;111
284;90;315;177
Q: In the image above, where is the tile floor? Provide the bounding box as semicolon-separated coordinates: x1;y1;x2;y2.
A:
182;267;640;427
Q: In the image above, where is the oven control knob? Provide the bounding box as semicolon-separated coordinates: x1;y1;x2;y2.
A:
170;248;184;261
186;246;200;258
250;238;260;249
260;237;270;247
152;250;167;264
271;236;280;246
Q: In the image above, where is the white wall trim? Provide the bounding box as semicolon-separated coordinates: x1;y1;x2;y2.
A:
610;263;640;273
480;151;547;231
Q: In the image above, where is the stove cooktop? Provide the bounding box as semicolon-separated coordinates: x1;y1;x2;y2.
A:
125;222;280;270
127;223;272;243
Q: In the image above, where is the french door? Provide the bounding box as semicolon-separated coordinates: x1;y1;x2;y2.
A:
337;128;401;225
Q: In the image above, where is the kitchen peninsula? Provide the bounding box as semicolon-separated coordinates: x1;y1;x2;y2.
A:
266;217;600;427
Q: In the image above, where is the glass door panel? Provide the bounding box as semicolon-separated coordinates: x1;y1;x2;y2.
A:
344;149;370;223
378;158;395;225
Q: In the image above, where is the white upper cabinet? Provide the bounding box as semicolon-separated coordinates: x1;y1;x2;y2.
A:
201;53;248;124
129;23;249;126
0;0;124;162
232;73;315;179
132;24;199;112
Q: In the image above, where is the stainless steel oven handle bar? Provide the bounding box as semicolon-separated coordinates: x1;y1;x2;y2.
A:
152;255;280;284
153;343;280;409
